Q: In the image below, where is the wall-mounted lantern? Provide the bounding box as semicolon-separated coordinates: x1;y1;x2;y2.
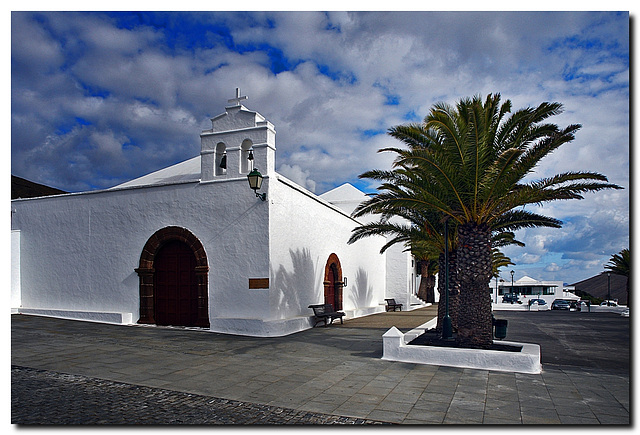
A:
247;168;266;201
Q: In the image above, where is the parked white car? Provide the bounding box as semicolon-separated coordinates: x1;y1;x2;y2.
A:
600;300;619;307
528;299;550;311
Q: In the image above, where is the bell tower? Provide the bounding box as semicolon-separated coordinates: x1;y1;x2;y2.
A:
200;89;276;183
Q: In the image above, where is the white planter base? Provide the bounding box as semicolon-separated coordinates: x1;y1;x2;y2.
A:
382;319;542;374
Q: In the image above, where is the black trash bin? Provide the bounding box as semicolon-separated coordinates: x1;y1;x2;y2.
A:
494;319;508;340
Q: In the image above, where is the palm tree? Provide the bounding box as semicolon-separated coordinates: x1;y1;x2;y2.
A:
605;248;630;306
349;169;459;329
347;217;439;303
350;170;524;334
370;94;622;348
348;195;442;304
491;250;515;277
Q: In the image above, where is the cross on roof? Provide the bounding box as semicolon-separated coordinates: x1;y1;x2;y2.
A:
228;88;248;106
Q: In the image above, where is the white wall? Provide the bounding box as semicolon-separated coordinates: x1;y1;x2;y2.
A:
11;177;270;324
11;172;393;335
385;242;413;309
268;175;388;321
319;193;414;312
11;230;21;310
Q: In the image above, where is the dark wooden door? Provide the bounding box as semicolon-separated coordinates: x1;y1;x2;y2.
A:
325;263;340;310
154;240;198;327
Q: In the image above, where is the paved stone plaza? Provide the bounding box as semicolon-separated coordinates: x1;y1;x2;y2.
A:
12;366;386;424
11;307;630;425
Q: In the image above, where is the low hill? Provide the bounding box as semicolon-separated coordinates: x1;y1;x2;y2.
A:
571;273;628;305
12;175;66;199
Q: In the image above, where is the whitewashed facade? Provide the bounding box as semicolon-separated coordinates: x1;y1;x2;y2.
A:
11;92;417;336
494;275;579;305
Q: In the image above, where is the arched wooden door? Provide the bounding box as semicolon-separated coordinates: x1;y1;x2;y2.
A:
154;240;199;327
136;226;209;328
324;254;343;310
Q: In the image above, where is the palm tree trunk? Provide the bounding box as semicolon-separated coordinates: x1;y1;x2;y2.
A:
436;250;459;333
417;261;428;301
425;274;436;303
417;261;436;303
456;222;493;348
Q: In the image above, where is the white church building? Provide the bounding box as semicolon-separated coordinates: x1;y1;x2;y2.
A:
11;91;420;337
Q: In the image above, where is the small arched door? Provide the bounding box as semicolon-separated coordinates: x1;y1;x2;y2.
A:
324;254;343;310
154;240;199;327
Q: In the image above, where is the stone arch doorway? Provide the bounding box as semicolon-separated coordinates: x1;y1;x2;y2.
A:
323;253;344;310
136;226;210;327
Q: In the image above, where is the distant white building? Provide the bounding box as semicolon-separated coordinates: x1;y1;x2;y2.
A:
11;90;421;337
493;275;579;305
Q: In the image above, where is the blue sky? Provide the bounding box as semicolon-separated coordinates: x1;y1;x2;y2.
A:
10;11;630;285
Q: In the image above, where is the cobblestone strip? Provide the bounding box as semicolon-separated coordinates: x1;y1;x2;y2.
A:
11;366;389;425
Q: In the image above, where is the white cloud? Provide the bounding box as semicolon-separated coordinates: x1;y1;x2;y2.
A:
516;253;541;265
544;263;561;272
277;164;317;193
10;11;629;284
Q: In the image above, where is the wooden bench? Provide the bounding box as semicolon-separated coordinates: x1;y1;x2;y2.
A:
308;304;345;327
385;298;403;312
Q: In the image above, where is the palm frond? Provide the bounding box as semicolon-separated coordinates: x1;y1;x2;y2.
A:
605;248;630;277
351;93;622;275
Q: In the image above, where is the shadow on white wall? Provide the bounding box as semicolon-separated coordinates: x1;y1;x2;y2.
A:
270;248;320;319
